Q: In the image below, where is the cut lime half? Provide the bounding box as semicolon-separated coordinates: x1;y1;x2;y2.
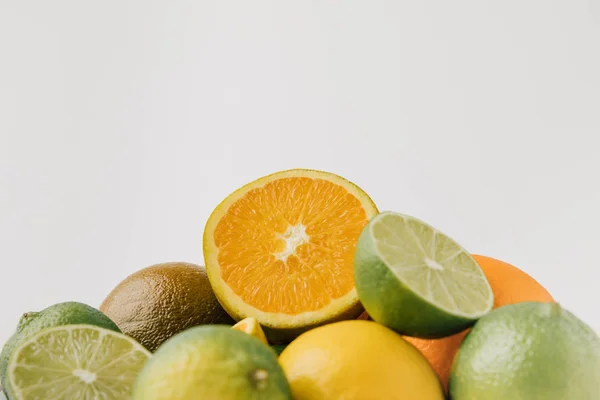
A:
354;211;493;338
5;324;151;400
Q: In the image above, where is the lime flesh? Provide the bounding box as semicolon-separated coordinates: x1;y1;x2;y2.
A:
0;301;120;388
5;325;150;400
354;211;493;338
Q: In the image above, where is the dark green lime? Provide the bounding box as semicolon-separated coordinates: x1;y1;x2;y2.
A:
271;344;288;356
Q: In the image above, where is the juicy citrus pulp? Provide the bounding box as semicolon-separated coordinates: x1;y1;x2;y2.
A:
278;320;444;400
449;302;600;399
354;211;494;338
404;254;555;391
5;324;150;400
203;169;378;340
0;301;120;389
232;317;269;345
133;325;291;400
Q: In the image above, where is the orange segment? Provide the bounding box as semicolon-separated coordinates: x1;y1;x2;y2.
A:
203;169;378;341
231;317;269;345
215;177;368;314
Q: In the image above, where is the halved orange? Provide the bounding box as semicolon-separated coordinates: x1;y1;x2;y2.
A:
203;169;378;342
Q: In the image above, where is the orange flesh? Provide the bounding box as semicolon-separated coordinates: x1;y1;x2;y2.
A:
213;177;369;315
234;322;249;331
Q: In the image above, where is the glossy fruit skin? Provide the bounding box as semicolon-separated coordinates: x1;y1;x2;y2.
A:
404;254;554;392
132;325;291;400
354;224;480;338
449;302;600;400
404;332;468;393
472;254;554;308
279;320;445;400
0;301;119;390
100;262;234;352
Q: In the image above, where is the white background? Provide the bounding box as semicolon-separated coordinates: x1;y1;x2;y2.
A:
1;1;599;345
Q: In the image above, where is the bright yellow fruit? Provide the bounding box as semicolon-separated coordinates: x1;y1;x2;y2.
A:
203;169;378;342
278;320;445;400
232;317;269;345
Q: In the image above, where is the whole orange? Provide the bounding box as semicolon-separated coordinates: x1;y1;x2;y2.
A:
403;254;554;392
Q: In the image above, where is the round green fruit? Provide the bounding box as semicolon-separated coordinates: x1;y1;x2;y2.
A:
354;211;493;338
4;325;149;400
449;302;600;399
133;325;291;400
0;301;119;390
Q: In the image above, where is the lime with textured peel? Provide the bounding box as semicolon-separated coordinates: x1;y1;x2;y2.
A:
4;324;150;400
354;211;493;338
232;317;269;345
133;325;291;400
404;253;555;393
449;302;600;400
0;301;120;389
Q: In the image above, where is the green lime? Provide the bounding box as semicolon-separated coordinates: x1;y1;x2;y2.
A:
449;302;600;399
133;325;291;400
5;324;150;400
354;211;493;338
271;344;288;356
0;301;120;389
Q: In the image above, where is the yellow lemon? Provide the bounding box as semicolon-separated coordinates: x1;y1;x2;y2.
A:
278;320;444;400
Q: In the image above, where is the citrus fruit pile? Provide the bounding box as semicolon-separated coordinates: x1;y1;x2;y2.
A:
1;168;599;400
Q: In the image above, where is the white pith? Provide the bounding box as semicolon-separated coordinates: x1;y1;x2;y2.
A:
275;224;309;262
